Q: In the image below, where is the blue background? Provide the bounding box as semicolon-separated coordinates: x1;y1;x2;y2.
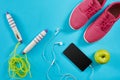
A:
0;0;120;80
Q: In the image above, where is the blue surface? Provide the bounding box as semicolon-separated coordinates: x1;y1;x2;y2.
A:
0;0;120;80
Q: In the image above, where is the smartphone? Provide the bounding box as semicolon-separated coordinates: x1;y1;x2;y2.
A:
63;43;92;71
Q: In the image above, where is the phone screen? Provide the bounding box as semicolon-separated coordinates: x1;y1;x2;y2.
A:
63;43;92;71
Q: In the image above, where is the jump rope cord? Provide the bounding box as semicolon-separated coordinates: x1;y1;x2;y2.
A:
8;42;20;79
8;42;32;79
89;65;94;80
24;54;32;78
9;42;21;57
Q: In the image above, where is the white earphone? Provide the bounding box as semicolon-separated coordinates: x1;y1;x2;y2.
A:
54;42;63;46
55;28;61;35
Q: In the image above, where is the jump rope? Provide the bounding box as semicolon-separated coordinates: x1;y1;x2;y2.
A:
42;28;95;80
8;29;47;80
7;12;48;79
6;12;32;79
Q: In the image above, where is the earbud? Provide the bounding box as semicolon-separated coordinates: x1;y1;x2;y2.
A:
55;28;61;35
54;42;63;46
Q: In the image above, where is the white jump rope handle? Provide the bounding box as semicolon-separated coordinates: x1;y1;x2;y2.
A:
23;30;47;54
6;12;22;43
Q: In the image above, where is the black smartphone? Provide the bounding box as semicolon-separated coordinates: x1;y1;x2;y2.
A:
63;43;92;71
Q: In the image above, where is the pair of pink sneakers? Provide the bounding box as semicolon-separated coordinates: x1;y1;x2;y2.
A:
70;0;120;43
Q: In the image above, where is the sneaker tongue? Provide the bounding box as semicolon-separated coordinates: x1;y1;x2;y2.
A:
106;11;116;20
93;0;102;8
89;0;102;8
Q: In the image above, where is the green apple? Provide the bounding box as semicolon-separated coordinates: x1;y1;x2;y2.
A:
94;50;110;64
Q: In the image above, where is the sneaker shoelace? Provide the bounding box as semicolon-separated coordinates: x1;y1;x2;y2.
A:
85;1;99;18
100;14;115;32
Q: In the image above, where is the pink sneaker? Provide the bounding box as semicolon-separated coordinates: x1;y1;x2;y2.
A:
84;2;120;43
69;0;106;30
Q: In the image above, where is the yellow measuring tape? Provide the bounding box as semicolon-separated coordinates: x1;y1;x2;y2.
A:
8;42;32;79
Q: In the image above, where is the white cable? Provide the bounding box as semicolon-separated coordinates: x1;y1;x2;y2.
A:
45;27;62;80
43;27;76;80
42;35;55;63
89;65;94;80
46;62;54;80
60;73;77;80
46;43;76;80
46;43;56;80
42;28;61;62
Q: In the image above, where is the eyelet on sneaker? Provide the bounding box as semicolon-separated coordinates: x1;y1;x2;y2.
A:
106;15;109;18
101;19;115;31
